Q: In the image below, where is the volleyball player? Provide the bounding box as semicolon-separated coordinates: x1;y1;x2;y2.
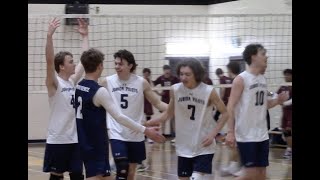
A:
225;43;289;180
100;49;168;180
75;48;165;180
147;58;229;180
43;18;88;180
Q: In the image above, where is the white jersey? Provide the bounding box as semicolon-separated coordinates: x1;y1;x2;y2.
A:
173;82;216;158
234;71;269;142
106;74;145;141
46;76;78;144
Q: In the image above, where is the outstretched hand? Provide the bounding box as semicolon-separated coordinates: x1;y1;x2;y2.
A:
76;18;88;37
47;18;60;37
144;127;165;143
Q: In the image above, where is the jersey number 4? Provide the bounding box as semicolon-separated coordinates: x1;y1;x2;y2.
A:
71;95;83;119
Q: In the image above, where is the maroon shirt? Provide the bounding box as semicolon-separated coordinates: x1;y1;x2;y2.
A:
277;86;292;128
203;77;213;85
153;75;180;103
203;77;214;110
144;78;154;116
277;86;292;110
219;76;233;104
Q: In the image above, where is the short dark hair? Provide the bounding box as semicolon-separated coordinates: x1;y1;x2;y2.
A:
114;49;137;72
242;43;265;65
215;68;223;76
54;51;73;73
176;58;205;83
143;68;151;74
227;61;241;75
163;65;171;70
283;69;292;75
80;48;105;73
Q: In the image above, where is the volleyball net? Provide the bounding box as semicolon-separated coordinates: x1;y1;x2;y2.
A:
28;14;292;93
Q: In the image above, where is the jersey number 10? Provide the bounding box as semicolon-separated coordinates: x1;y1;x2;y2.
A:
255;91;265;106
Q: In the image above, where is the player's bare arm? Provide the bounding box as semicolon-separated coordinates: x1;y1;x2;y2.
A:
146;87;175;127
202;89;229;147
225;76;244;148
94;87;165;143
220;86;225;99
99;78;108;88
45;18;60;97
70;18;89;85
143;79;168;112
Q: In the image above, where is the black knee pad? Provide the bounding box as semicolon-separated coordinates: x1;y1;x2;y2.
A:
214;111;220;121
50;174;64;180
69;172;84;180
115;158;129;180
283;130;292;137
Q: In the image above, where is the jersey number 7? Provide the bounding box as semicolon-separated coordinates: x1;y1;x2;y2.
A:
188;105;195;120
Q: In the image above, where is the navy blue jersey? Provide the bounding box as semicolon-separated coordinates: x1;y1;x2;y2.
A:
75;79;107;160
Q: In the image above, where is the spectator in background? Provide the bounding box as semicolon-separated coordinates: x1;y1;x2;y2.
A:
154;65;180;141
277;69;292;159
214;68;232;121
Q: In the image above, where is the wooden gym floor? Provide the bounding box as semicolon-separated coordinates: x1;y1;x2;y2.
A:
28;139;292;180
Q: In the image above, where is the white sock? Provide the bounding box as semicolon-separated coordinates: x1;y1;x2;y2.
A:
109;158;115;166
228;161;239;169
190;172;204;180
286;147;292;151
227;161;240;173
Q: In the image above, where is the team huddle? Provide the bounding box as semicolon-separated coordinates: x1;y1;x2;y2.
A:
42;18;291;180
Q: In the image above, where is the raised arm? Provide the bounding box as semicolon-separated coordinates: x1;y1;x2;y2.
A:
93;87;165;143
225;76;244;148
202;89;229;147
70;18;89;84
45;18;60;97
143;79;168;112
